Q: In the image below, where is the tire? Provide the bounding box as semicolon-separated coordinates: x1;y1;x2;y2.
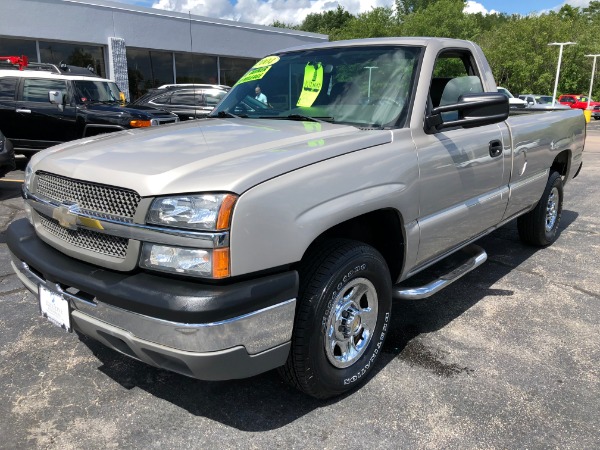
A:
517;171;563;246
279;239;392;398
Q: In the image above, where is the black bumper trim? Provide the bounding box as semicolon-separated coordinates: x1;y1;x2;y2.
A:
8;218;299;323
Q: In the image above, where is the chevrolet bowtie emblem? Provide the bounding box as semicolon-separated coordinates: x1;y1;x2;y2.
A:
51;203;105;231
52;203;79;230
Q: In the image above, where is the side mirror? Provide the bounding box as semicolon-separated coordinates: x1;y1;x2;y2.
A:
119;92;126;104
425;92;509;133
48;90;64;105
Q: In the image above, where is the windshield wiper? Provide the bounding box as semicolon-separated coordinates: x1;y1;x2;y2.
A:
259;114;334;123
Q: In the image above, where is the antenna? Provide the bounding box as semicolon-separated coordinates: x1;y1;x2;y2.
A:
189;11;197;113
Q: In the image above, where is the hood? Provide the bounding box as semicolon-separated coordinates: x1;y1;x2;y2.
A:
32;119;392;197
81;102;176;117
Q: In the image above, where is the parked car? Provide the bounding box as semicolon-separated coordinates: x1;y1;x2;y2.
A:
0;57;179;156
132;84;230;121
8;38;585;399
497;86;527;108
518;94;570;110
0;129;16;178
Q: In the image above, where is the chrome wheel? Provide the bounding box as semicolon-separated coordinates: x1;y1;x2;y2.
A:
324;277;378;368
545;186;559;232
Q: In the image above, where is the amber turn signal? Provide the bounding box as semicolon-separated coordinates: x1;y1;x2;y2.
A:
130;120;152;128
212;248;230;278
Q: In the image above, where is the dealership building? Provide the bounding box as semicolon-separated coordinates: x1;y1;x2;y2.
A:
0;0;327;99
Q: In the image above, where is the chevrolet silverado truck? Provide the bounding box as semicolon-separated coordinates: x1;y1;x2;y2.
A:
7;38;585;399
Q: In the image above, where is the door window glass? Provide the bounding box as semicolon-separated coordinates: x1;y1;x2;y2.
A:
170;91;202;106
0;77;18;101
22;79;67;102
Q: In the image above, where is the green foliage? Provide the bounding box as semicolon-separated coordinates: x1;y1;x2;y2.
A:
300;6;353;35
292;1;600;98
334;8;401;40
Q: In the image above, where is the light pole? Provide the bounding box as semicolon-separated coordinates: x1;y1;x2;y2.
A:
585;54;600;108
548;42;576;106
363;66;378;98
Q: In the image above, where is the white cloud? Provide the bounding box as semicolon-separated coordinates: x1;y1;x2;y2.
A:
151;0;393;26
463;1;498;15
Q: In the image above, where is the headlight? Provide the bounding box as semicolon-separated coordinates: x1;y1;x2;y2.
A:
147;194;237;231
24;163;33;191
140;244;229;278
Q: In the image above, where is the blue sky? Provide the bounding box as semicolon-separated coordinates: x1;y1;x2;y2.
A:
110;0;590;25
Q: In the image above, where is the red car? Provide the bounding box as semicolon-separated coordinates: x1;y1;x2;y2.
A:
558;94;600;110
558;94;600;119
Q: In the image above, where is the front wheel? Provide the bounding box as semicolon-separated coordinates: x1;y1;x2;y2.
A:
517;171;563;246
279;239;392;398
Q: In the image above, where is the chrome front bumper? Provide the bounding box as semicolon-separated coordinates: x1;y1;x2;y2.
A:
11;254;295;380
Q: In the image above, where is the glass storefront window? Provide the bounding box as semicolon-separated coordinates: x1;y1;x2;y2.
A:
127;48;173;100
219;57;255;87
0;37;38;63
175;53;217;84
39;41;106;77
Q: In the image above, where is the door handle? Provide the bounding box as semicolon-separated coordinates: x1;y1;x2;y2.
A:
16;108;31;114
489;139;503;158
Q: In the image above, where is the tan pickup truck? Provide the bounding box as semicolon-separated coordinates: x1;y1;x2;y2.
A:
8;37;584;398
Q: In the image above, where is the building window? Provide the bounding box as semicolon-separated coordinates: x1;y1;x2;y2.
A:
0;37;38;63
219;57;255;87
39;41;105;77
175;53;218;84
127;48;173;100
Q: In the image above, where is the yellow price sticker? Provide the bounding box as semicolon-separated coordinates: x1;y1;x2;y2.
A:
297;63;324;108
254;55;280;68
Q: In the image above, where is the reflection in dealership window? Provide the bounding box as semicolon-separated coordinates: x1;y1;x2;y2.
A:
0;37;38;63
39;41;105;77
127;48;173;100
22;79;67;102
175;53;218;84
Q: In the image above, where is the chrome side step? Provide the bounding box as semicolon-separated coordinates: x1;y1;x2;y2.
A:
392;244;488;300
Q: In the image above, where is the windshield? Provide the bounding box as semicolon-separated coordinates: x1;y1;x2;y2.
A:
74;80;122;103
212;45;422;128
497;87;513;98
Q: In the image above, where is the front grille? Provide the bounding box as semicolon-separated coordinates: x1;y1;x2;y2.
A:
36;172;141;220
39;214;128;259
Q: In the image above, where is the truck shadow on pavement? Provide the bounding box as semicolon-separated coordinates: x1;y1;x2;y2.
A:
0;179;23;201
80;211;578;431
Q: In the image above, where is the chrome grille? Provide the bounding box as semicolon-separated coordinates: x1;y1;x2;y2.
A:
39;214;128;259
36;172;141;220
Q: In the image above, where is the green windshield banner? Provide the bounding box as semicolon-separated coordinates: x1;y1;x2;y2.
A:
235;65;272;85
296;62;323;107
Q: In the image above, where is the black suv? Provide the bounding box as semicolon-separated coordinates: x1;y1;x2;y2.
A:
132;84;230;121
0;60;179;155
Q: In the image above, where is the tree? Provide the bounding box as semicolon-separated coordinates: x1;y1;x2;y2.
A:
299;6;353;35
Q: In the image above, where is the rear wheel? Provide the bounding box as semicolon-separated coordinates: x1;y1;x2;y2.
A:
517;171;563;246
279;239;392;399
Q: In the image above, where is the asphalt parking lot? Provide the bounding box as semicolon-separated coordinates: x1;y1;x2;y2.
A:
1;122;599;449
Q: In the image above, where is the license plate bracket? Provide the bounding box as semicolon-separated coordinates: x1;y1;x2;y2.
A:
39;285;71;332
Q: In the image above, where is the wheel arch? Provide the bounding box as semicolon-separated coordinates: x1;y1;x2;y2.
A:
298;208;405;283
551;149;571;184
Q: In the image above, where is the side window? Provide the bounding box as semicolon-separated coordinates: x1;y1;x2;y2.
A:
22;79;67;103
148;93;171;105
429;51;483;109
0;77;17;102
204;89;227;107
170;91;202;106
563;97;574;103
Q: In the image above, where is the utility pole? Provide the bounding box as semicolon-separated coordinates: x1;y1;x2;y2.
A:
548;42;576;106
585;54;600;108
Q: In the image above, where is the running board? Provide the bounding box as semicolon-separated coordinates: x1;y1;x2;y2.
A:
392;244;488;300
